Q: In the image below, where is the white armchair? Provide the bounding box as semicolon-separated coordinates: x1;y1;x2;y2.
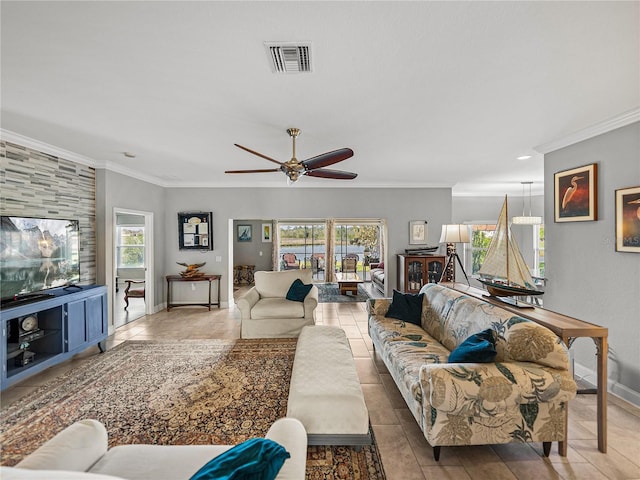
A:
237;270;318;338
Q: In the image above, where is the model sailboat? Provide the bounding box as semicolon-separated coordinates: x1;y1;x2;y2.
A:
478;196;543;298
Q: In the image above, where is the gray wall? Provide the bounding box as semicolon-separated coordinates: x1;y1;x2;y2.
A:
95;169;166;324
233;219;273;272
544;122;640;404
162;187;452;305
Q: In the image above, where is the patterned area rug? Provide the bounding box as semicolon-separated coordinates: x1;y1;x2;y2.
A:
317;282;371;303
0;339;386;479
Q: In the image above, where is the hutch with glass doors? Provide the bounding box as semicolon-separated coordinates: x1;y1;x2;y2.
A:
397;255;446;293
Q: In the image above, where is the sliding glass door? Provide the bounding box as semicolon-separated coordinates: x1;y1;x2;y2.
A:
278;222;327;280
276;220;382;284
334;222;381;281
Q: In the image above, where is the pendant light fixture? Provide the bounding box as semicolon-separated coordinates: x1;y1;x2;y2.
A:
512;181;542;225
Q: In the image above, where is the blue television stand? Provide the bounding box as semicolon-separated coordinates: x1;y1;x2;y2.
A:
0;284;108;391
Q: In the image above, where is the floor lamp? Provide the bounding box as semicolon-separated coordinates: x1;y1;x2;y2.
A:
439;224;471;285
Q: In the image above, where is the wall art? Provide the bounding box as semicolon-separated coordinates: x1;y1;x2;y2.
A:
261;223;272;242
237;224;252;242
554;163;598;222
616;185;640;252
178;212;213;250
409;220;428;244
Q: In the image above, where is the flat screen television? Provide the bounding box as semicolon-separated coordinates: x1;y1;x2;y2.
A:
0;216;80;301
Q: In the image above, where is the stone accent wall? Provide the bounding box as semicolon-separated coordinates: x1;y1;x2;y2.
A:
0;140;97;284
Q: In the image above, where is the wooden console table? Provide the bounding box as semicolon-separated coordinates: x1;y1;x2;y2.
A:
166;274;221;311
444;282;608;454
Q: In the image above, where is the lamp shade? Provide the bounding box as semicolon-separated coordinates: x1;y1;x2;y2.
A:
439;224;470;243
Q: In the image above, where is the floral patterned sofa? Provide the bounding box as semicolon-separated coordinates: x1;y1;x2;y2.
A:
367;283;577;460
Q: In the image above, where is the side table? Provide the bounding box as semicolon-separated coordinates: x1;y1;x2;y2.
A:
166;274;221;311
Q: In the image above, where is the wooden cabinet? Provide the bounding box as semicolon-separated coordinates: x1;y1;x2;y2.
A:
397;255;446;293
1;285;107;391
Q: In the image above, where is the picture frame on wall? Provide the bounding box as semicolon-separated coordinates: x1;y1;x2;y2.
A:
261;223;272;242
615;186;640;253
554;163;598;222
178;212;213;250
237;224;252;242
409;220;428;244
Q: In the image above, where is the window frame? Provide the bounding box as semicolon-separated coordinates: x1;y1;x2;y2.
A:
116;225;146;269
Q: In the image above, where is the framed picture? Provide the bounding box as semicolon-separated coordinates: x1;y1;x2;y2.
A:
261;223;272;242
615;186;640;253
178;212;213;250
409;220;428;244
554;163;598;222
237;224;252;242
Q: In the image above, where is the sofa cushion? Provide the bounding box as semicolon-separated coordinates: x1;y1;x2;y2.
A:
448;329;497;363
368;315;449;412
385;290;424;325
421;284;570;370
285;279;313;302
251;298;305;319
254;270;313;298
421;361;577;417
189;438;290;480
90;445;231;480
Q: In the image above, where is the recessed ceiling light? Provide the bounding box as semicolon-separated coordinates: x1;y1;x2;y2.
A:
123;152;136;158
517;155;532;160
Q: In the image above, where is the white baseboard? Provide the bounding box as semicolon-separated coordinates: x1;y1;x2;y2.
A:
574;362;640;407
157;302;230;310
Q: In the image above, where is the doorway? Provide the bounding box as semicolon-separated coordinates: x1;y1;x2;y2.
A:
113;208;154;328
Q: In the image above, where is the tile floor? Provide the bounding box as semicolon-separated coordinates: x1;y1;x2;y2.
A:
2;294;639;480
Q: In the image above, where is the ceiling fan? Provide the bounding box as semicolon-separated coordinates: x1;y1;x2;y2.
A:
225;128;357;183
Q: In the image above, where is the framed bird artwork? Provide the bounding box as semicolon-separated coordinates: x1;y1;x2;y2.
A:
615;186;640;252
554;163;598;222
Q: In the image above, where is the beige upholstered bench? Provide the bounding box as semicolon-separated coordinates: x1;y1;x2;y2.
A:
287;325;371;446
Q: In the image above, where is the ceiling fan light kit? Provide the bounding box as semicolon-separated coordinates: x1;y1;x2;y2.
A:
225;128;357;183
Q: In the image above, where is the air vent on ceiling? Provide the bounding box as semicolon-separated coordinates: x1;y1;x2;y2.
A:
265;42;312;74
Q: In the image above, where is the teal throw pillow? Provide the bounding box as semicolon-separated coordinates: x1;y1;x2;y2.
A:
448;328;497;363
286;278;313;302
385;290;424;325
189;438;290;480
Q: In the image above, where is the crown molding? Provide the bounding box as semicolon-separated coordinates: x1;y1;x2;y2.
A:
534;107;640;154
1;129;102;168
0;129;169;187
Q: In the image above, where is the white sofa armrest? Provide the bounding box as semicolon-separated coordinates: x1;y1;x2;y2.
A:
266;418;307;480
1;466;125;480
303;286;318;319
16;419;108;473
237;286;260;320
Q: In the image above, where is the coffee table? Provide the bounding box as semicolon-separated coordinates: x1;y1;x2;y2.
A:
335;272;363;295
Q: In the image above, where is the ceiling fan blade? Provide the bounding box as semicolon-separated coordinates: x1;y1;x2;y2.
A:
302;148;354;170
305;168;358;180
225;168;280;174
234;144;284;166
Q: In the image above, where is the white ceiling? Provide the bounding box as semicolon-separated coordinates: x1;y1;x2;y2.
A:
2;1;638;196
